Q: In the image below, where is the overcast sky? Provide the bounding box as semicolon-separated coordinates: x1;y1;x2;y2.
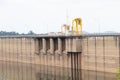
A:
0;0;120;34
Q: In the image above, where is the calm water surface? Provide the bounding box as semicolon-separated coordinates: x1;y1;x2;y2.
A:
0;61;117;80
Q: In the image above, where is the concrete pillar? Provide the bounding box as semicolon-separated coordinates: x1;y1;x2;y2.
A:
72;38;76;52
64;38;68;54
42;38;46;54
66;38;82;53
67;38;72;52
34;39;39;55
50;38;54;54
57;38;62;54
39;39;42;52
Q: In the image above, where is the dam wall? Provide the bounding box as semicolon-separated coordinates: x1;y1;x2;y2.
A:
82;36;119;73
0;35;119;76
0;37;35;63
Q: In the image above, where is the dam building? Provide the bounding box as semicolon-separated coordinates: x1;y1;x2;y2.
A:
0;18;119;80
0;35;119;80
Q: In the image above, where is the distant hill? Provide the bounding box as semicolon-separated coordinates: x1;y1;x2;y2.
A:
0;30;120;36
0;30;36;36
82;31;120;35
82;31;90;34
0;31;19;36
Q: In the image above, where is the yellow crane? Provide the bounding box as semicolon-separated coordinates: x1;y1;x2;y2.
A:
61;18;82;36
72;18;82;36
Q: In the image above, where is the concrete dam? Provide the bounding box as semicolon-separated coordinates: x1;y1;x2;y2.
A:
0;34;119;80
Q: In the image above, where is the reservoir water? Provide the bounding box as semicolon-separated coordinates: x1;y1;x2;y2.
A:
0;61;117;80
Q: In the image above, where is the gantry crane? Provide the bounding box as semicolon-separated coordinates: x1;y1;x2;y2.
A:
72;18;82;36
61;18;82;36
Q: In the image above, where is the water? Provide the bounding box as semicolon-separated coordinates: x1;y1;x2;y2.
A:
0;61;117;80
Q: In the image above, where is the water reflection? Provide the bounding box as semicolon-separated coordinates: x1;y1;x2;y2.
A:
0;61;117;80
36;65;117;80
0;61;35;80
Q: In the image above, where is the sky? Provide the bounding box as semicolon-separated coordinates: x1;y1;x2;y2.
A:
0;0;120;34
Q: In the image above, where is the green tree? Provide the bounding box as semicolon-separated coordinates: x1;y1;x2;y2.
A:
27;30;35;35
